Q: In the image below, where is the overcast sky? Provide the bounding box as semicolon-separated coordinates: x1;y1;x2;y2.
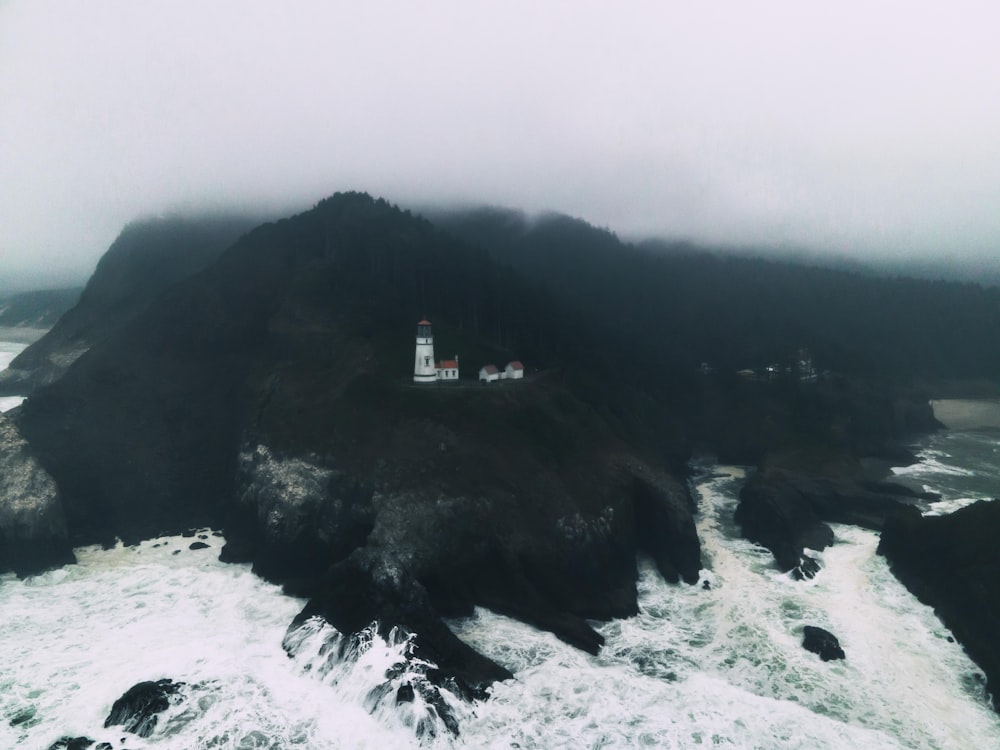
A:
2;1;999;290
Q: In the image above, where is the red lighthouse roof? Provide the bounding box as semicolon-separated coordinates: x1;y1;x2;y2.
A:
418;319;431;326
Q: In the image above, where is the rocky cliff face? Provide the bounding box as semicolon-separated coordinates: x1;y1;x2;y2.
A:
13;194;702;694
0;412;74;575
878;501;1000;702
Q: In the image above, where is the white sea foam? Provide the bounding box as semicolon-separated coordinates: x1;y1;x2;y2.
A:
0;396;25;413
0;340;27;413
0;473;998;748
0;340;26;372
0;534;406;749
450;467;1000;749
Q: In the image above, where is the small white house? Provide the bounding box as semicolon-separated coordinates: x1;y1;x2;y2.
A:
479;364;500;383
504;361;525;380
436;357;459;381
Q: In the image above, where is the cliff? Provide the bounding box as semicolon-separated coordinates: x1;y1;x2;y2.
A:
878;501;1000;701
12;193;701;695
0;215;258;395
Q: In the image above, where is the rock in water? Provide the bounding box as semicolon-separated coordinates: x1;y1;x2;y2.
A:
736;474;920;576
802;625;846;661
45;739;94;750
104;679;183;738
0;411;75;576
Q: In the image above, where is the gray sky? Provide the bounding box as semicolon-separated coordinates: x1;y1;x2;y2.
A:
2;1;999;290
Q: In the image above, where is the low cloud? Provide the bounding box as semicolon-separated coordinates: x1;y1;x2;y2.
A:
2;1;998;288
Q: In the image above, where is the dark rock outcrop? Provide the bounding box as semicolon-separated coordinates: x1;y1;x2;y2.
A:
289;549;514;701
45;738;95;750
878;500;1000;702
736;474;925;577
802;625;845;661
104;679;184;738
0;412;74;576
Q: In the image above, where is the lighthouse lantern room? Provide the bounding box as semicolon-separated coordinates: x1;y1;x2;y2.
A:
413;319;437;383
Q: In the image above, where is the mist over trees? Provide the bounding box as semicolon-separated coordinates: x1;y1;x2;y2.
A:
434;207;1000;388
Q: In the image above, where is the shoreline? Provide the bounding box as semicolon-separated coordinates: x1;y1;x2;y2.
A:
930;399;1000;431
0;326;49;344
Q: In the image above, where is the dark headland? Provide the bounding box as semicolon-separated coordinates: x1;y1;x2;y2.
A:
3;192;1000;710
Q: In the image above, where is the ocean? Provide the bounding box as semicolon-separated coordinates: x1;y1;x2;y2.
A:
2;340;999;748
0;340;27;412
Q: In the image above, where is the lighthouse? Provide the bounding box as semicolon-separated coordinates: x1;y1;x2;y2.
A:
413;319;437;383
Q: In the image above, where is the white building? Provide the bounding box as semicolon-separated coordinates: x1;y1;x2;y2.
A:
504;361;525;380
413;320;437;383
479;364;500;382
436;357;459;380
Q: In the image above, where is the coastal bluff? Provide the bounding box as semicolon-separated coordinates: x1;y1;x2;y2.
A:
10;193;702;695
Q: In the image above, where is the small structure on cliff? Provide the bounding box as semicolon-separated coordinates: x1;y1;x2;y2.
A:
413;320;460;382
505;361;524;380
436;357;459;380
479;360;525;383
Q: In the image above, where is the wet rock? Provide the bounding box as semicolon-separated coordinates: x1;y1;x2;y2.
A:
631;472;701;584
792;554;821;581
802;625;845;661
45;739;93;750
188;541;210;550
395;683;415;704
8;705;37;726
290;549;513;701
0;411;75;576
736;474;920;575
104;679;184;738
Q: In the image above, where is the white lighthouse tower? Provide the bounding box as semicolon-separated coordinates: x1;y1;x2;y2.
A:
413;319;437;383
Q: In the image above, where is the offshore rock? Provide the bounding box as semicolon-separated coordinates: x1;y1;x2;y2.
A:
0;411;74;576
104;679;184;738
802;625;846;661
736;474;920;576
45;739;95;750
289;548;513;702
878;500;1000;708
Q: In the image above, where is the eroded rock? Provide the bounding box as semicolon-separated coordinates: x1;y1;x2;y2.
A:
0;411;74;576
736;474;922;577
104;679;184;738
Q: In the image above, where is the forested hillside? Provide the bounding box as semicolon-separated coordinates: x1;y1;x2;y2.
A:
435;208;1000;388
